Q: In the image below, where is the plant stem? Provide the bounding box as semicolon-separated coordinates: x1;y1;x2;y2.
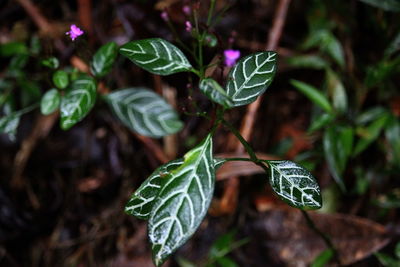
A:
207;0;216;26
221;119;258;162
301;210;341;265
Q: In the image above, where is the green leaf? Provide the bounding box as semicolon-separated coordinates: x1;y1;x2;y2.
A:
0;42;28;57
356;107;387;125
326;69;347;113
125;159;184;219
375;253;400;267
323;126;347;192
320;32;345;68
216;257;238;267
41;57;59;69
225;52;277;107
311;249;334;267
210;231;237;258
176;257;197;267
148;134;215;266
125;158;225;220
386;116;400;166
385;30;400;57
358;0;400;12
52;70;69;89
119;38;192;75
29;35;41;55
90;42;118;78
40;89;61;115
354;113;389;156
286;54;328;70
365;59;400;87
291;79;333;113
60;75;97;130
308;113;335;132
105;88;183;138
0;113;20;141
265;160;322;210
199;78;233;108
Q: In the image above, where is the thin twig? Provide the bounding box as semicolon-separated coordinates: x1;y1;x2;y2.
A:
301;211;342;265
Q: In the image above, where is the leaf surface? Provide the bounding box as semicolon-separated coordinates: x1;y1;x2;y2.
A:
125;158;225;220
91;42;118;77
40;89;60;115
52;70;69;89
60;75;97;130
358;0;400;12
291;79;332;113
119;38;192;75
125;159;184;219
148;134;215;266
266;160;322;210
199;78;233;108
105;88;183;138
225;52;277;107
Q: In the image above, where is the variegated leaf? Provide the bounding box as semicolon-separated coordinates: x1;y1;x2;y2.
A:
90;42;118;78
125;159;184;219
105;88;183;138
199;78;233;108
225;52;277;107
60;75;97;130
40;88;60;115
148;134;215;266
119;38;192;76
266;160;322;210
125;158;225;220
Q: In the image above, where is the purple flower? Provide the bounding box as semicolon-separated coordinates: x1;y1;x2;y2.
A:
185;21;192;32
161;11;169;22
66;24;84;41
182;5;191;15
224;49;240;67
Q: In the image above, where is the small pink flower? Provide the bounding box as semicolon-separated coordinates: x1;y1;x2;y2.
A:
185;21;192;32
66;24;84;41
224;49;240;67
161;11;169;22
182;5;191;15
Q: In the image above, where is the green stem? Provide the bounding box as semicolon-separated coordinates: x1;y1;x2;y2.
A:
301;210;341;265
207;0;216;26
15;103;39;116
221;119;258;162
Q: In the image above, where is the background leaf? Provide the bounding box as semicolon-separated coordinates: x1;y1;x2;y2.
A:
354;113;389;156
323;126;350;192
266;160;322;210
358;0;400;12
286;54;328;70
119;38;192;76
0;113;20;141
90;42;118;78
40;89;60;115
199;78;233;108
225;52;277;107
148;134;215;266
60;75;97;130
52;70;69;89
291;79;333;113
326;69;347;114
105;88;183;138
41;57;59;69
